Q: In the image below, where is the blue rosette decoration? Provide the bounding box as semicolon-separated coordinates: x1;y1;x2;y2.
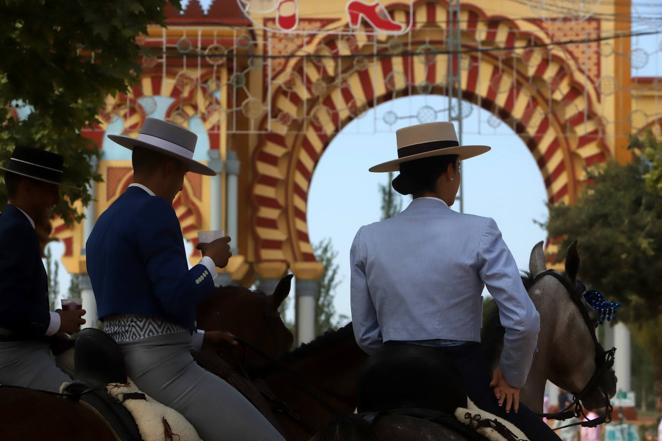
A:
583;290;621;324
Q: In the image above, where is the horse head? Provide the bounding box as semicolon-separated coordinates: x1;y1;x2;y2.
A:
196;274;294;372
528;241;617;411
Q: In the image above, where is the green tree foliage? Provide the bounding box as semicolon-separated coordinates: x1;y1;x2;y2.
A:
68;274;82;302
314;238;347;335
44;244;60;309
631;319;662;411
379;171;403;220
630;131;662;197
546;137;662;322
0;0;180;223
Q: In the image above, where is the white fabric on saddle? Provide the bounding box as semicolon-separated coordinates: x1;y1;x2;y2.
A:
107;381;202;441
454;399;529;441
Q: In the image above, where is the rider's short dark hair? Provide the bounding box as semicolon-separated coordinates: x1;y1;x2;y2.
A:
132;147;172;176
3;171;22;199
393;155;458;196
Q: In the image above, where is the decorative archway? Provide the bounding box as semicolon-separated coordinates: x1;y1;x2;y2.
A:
251;0;609;265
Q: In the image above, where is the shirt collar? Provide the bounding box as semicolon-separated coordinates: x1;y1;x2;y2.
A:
11;205;35;229
129;183;156;197
416;196;448;207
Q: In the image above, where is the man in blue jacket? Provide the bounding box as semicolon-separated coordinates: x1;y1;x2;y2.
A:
86;118;284;441
0;147;86;392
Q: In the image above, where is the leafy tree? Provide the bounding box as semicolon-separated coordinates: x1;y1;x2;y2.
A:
547;136;662;403
68;274;82;302
631;319;661;411
546;138;662;322
379;171;403;220
0;0;180;223
630;131;662;197
314;238;347;335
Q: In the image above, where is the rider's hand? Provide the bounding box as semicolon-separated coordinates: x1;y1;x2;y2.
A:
203;330;239;349
490;367;520;414
56;309;86;334
197;237;232;268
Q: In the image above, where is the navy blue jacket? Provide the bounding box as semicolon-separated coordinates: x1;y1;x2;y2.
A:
86;186;214;329
0;205;51;336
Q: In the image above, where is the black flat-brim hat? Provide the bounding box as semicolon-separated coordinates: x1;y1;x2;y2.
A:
0;147;64;185
369;122;491;173
108;118;215;176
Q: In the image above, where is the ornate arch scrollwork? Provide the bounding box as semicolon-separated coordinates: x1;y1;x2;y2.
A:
250;0;609;265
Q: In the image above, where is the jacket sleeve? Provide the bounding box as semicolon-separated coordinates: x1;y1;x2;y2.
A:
0;224;50;336
477;218;540;388
137;198;215;327
350;227;382;354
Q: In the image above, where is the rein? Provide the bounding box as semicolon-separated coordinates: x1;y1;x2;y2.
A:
531;270;615;429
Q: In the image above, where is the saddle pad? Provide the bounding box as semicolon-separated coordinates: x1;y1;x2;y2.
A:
454;399;529;441
107;382;202;441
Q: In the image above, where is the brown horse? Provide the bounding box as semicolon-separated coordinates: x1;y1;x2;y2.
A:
253;243;617;441
0;278;294;441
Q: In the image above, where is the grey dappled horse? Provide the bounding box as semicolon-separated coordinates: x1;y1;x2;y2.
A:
311;242;618;441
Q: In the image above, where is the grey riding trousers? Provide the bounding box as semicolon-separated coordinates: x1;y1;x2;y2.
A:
119;331;285;441
0;340;71;392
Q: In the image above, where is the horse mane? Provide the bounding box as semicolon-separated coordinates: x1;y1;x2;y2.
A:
281;322;354;362
480;273;534;369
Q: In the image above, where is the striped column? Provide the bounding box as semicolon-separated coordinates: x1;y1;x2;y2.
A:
225;150;240;255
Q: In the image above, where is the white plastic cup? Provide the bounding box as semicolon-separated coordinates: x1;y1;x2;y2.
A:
61;298;82;311
198;229;226;245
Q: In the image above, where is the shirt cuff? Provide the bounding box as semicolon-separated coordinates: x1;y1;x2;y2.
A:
199;256;218;277
45;312;61;336
191;329;205;352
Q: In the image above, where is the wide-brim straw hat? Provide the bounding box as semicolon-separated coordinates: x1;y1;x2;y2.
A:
369;122;490;173
0;147;65;186
108;118;215;176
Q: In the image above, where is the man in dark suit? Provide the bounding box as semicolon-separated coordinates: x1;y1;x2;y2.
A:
0;147;85;392
86;118;284;441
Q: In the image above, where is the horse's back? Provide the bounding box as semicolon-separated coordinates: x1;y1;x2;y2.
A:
0;387;118;441
312;414;475;441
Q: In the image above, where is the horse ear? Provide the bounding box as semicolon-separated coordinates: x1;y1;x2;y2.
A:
529;241;546;277
565;241;580;282
272;274;294;308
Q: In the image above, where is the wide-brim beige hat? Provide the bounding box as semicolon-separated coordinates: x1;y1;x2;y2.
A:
369;122;491;173
108;118;215;176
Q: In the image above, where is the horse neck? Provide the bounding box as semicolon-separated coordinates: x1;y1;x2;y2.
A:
267;333;366;412
521;285;554;413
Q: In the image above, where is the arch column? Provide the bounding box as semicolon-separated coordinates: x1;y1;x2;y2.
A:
226;150;240;255
291;262;324;344
81;157;98;329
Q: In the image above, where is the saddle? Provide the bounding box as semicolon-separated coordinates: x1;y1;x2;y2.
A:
357;343;528;441
62;328;142;441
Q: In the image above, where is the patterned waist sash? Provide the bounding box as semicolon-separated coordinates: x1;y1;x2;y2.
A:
103;315;189;344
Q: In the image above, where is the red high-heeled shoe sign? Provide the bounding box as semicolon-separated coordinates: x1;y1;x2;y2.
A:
346;0;405;34
277;0;298;31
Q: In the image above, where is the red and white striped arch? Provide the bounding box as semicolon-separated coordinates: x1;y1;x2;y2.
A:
251;0;609;264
